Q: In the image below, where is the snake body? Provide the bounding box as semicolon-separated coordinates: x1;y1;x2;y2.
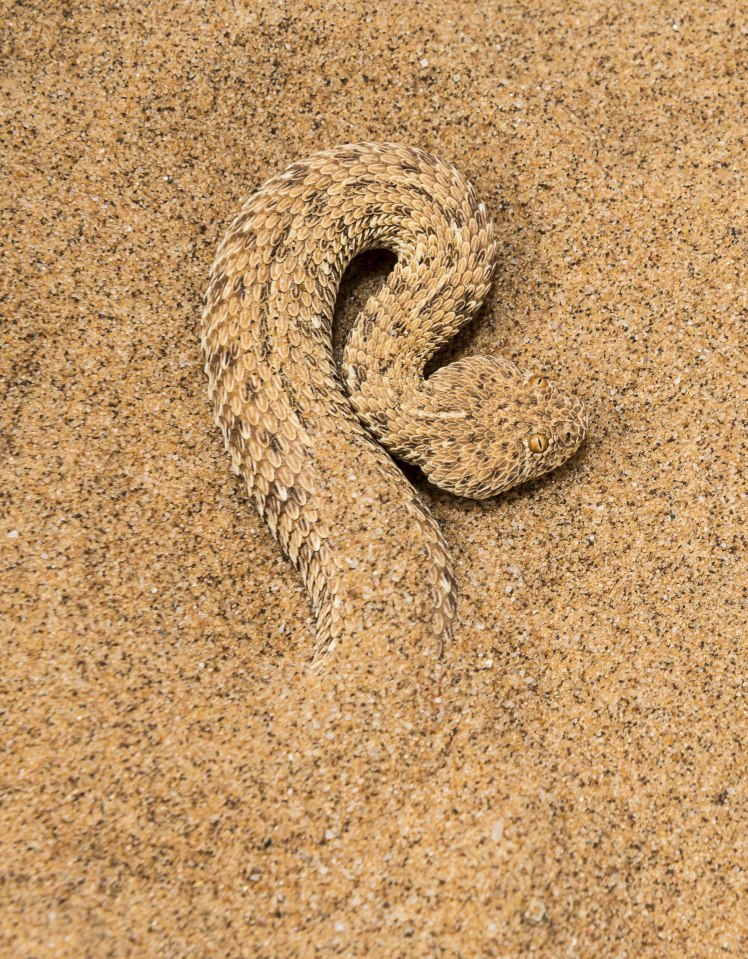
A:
201;143;587;663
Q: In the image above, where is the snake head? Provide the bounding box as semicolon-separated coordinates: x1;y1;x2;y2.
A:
417;355;588;499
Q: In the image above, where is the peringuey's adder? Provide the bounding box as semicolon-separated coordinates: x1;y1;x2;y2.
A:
201;142;588;664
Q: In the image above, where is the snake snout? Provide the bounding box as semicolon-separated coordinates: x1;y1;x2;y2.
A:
554;398;588;452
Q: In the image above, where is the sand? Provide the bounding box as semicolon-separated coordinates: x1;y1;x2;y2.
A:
2;1;746;956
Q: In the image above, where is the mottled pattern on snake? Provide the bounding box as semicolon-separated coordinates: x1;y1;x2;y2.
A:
202;142;587;664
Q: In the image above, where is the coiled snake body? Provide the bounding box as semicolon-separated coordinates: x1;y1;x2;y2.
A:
202;143;587;663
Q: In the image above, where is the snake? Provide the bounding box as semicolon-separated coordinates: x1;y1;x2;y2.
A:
201;142;588;664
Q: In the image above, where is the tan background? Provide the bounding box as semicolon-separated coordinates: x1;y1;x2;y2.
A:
2;0;746;956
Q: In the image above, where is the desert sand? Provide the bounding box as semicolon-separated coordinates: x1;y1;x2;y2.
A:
2;1;746;956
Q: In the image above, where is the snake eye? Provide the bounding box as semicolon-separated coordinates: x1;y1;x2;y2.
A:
528;433;549;454
529;376;550;390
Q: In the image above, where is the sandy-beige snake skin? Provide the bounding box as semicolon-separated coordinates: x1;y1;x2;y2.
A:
201;142;587;664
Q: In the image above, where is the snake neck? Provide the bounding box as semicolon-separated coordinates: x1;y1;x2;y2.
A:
202;142;496;660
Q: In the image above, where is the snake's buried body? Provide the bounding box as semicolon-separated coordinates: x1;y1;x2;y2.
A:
201;142;588;662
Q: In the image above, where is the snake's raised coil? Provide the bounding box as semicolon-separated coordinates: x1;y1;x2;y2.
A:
202;142;587;664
